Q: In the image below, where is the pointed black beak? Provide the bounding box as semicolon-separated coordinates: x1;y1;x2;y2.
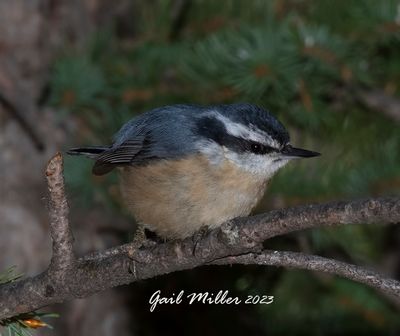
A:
281;145;321;158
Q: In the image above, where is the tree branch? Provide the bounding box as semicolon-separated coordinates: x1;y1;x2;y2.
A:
45;153;75;278
356;89;400;123
0;92;45;151
0;153;399;320
211;250;400;298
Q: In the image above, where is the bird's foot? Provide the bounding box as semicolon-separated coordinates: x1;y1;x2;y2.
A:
127;225;161;277
127;225;148;275
131;224;146;249
130;225;160;250
192;225;210;257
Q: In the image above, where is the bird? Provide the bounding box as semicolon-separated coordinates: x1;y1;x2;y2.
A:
67;103;320;240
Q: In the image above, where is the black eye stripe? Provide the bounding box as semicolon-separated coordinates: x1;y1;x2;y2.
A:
196;117;279;155
248;141;275;155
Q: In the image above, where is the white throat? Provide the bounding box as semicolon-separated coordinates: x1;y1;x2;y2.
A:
197;140;290;179
222;147;290;178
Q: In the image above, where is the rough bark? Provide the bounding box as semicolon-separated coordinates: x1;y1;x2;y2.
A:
0;2;135;333
0;153;399;320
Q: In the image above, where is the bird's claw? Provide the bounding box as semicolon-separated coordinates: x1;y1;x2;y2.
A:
192;226;210;257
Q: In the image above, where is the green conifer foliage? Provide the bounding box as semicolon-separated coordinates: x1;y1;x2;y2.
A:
48;1;400;334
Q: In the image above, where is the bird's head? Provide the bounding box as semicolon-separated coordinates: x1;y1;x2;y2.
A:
195;103;320;178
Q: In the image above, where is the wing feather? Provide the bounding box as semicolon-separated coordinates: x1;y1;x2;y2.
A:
92;135;150;175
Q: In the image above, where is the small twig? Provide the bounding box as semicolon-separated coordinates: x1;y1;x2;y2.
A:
211;250;400;298
169;0;192;41
0;93;45;151
356;89;400;122
238;197;400;241
45;153;75;278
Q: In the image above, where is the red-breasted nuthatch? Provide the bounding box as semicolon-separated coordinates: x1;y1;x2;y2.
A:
68;103;320;239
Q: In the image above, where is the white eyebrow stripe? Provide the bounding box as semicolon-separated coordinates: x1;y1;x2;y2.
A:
210;111;279;147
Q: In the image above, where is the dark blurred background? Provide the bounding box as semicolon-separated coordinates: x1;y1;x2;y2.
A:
1;0;400;335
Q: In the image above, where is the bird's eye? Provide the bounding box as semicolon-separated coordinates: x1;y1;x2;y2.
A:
251;143;261;153
250;142;266;154
249;142;275;155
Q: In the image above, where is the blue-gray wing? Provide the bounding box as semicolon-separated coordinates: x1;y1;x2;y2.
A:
92;105;202;175
92;133;155;175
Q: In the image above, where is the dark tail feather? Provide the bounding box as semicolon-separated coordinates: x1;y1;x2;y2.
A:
92;162;115;176
66;146;108;159
67;146;115;175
